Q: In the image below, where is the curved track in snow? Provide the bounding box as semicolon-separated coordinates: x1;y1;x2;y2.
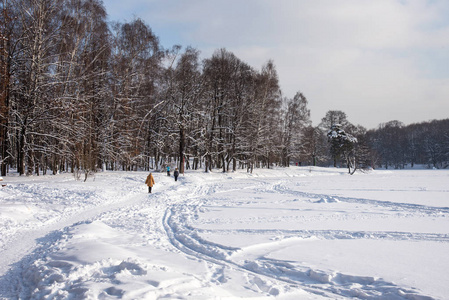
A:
162;177;445;299
0;168;447;299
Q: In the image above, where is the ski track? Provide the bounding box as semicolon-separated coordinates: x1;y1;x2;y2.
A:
268;180;449;216
162;177;441;299
0;171;444;299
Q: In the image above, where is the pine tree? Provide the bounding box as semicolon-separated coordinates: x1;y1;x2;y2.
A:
327;124;358;173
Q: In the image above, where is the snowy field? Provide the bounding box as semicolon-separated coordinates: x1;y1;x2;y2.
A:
0;166;448;299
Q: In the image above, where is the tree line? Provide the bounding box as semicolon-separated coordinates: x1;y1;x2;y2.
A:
1;0;448;178
318;112;449;172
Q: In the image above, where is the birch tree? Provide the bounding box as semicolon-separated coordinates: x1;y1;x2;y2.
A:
281;92;310;166
244;60;281;172
110;18;162;171
169;46;202;173
11;0;63;175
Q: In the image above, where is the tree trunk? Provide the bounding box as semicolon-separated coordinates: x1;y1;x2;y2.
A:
179;126;185;174
18;125;26;175
0;15;10;176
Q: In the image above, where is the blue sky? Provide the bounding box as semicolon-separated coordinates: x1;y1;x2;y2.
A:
103;0;449;129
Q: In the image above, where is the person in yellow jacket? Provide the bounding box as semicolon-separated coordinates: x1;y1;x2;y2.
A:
145;173;155;193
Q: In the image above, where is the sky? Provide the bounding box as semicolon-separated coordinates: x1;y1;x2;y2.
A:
102;0;449;129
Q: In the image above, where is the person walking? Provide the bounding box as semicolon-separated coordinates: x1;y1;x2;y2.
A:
174;168;179;181
166;166;170;176
145;173;155;193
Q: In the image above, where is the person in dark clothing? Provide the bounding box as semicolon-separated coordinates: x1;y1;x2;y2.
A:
174;168;179;181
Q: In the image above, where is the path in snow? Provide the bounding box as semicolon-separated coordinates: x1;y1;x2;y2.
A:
0;168;447;299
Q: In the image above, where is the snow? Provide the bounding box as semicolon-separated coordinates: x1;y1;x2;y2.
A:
0;167;448;299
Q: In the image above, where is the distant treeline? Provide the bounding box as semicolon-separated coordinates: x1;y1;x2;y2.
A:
1;0;447;178
366;119;449;169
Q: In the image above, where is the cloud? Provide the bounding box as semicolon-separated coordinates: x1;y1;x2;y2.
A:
104;0;449;128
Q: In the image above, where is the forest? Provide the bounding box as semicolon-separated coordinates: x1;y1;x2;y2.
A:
1;0;448;178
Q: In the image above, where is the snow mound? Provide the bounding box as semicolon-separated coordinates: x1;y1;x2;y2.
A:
17;221;206;299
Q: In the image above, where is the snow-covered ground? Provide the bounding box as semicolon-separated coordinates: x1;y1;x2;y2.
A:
0;166;448;299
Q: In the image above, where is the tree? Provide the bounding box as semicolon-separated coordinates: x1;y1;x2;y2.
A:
366;118;449;169
202;48;233;172
11;0;64;175
202;48;258;172
0;0;13;176
301;126;327;166
421;120;449;168
169;46;202;174
319;110;355;167
66;0;110;179
327;124;358;173
110;18;162;171
352;125;373;170
244;60;281;172
374;121;407;169
319;110;353;133
7;1;419;176
281;92;311;166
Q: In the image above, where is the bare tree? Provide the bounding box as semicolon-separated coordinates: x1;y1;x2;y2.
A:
109;18;162;171
202;48;257;172
10;0;65;175
301;126;327;166
244;60;281;172
281;92;311;166
0;0;13;176
169;46;202;173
